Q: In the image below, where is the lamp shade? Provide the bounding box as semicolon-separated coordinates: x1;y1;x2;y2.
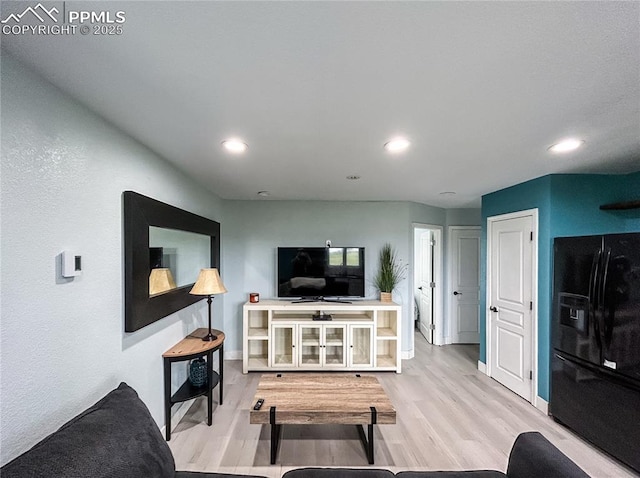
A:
149;268;177;295
190;268;228;296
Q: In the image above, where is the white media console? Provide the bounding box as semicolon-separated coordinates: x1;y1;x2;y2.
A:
242;300;402;373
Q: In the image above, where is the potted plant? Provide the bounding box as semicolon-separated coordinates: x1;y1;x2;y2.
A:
373;243;406;302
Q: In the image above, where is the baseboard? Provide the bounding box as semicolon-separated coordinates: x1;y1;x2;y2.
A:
534;396;549;415
477;360;487;374
225;351;242;360
402;350;414;360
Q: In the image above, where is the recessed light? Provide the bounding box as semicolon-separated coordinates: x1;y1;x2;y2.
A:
384;137;410;153
257;191;270;197
221;138;248;153
548;138;584;153
346;175;361;180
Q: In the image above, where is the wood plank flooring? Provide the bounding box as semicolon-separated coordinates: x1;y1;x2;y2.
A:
169;333;638;477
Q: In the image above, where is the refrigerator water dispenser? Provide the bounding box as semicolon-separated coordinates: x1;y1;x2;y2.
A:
558;293;589;334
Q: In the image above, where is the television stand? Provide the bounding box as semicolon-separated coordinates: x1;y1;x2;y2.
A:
242;299;402;373
292;296;352;304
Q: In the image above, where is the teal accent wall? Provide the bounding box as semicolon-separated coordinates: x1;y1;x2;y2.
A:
480;175;552;398
621;171;640;231
481;172;640;402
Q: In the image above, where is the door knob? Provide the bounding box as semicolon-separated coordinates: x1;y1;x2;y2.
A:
453;291;462;296
489;306;498;312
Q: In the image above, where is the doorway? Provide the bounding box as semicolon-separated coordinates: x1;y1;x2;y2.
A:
412;224;443;346
486;209;538;403
448;226;481;344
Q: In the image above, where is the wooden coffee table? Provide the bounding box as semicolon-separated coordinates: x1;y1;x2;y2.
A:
249;373;396;464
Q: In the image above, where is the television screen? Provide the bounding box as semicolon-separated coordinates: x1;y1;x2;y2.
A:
277;247;365;298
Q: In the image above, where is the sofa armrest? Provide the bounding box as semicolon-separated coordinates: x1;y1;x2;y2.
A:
0;382;175;478
506;432;590;478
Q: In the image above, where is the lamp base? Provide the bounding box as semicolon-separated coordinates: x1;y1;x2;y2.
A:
201;332;218;342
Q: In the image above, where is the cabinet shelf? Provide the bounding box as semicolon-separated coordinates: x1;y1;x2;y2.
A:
376;356;397;368
376;327;396;338
302;341;320;347
248;328;268;338
248;356;269;368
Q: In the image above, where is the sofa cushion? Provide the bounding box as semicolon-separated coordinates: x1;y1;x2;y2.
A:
175;473;268;478
397;472;506;477
0;382;175;478
283;468;395;478
506;432;589;478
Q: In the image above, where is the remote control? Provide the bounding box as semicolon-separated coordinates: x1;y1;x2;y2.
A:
253;398;264;410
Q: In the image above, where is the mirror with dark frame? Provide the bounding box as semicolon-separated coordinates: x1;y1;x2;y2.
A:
124;191;221;332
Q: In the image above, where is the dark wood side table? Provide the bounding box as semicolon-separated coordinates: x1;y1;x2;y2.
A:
162;328;224;440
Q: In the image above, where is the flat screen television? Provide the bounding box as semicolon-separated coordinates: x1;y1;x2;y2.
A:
277;247;365;300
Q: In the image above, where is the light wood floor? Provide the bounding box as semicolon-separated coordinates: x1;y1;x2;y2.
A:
169;333;638;477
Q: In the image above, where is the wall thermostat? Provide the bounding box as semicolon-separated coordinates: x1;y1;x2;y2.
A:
61;251;82;277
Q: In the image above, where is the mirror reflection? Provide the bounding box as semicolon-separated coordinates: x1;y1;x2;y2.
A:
149;226;211;296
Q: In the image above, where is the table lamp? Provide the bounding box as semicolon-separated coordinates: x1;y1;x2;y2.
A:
149;268;176;295
190;268;228;341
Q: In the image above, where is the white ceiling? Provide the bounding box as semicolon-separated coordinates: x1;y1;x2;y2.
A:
3;1;639;208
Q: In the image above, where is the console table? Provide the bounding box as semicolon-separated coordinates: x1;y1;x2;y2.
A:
243;300;401;373
162;328;224;440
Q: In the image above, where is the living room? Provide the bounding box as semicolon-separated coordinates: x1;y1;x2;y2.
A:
1;2;639;477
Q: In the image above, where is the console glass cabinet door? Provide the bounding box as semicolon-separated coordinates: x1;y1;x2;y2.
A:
272;324;296;367
323;325;347;367
299;324;321;367
349;324;374;367
299;324;347;368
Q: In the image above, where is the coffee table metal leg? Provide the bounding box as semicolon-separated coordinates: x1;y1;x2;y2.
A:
356;424;375;464
270;406;281;465
356;406;377;464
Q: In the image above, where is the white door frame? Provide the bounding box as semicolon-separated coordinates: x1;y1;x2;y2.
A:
486;209;541;409
411;223;444;347
447;226;481;344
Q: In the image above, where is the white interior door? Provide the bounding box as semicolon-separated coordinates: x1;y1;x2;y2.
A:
418;230;434;343
450;227;480;343
488;212;535;402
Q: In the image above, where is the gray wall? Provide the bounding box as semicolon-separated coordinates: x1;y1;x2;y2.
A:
222;200;415;354
0;54;224;464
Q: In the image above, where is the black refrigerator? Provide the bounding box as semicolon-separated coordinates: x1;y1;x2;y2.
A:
551;232;640;473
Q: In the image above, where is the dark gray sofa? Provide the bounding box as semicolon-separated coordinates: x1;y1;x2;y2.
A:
0;382;590;478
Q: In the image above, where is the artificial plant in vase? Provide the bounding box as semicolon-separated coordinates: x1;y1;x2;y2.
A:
373;243;406;302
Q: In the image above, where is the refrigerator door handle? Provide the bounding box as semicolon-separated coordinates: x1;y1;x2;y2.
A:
589;248;602;310
598;248;611;308
589;248;603;353
599;247;612;350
